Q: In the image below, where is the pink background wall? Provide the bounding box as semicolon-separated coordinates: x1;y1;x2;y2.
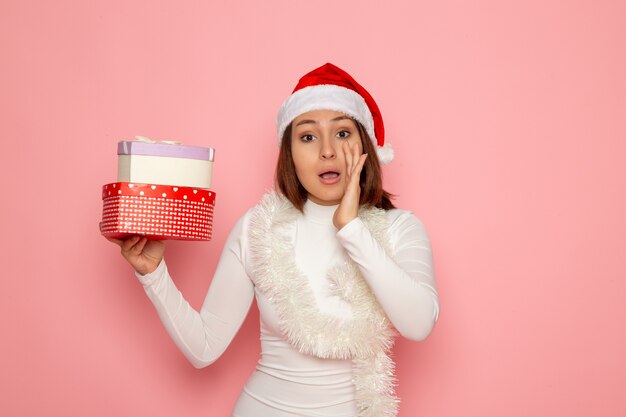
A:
1;0;624;416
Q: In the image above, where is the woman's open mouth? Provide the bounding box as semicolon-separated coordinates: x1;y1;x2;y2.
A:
319;171;341;185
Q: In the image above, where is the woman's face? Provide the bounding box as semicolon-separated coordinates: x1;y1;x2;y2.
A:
290;109;364;206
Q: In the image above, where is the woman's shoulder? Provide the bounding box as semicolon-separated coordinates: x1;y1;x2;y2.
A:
230;206;256;238
219;205;259;271
383;207;430;240
384;206;420;224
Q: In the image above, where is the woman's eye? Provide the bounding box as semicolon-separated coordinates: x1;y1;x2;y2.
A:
300;134;315;142
337;130;351;139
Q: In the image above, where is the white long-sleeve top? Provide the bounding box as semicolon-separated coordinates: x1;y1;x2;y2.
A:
136;199;439;417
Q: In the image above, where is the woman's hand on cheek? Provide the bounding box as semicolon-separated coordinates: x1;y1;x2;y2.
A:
333;141;367;230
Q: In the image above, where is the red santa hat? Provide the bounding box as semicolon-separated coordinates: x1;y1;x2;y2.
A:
276;63;394;164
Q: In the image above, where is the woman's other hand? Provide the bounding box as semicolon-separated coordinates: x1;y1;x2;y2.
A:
105;235;165;276
333;141;367;230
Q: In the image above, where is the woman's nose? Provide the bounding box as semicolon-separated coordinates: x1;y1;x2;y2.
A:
320;137;336;160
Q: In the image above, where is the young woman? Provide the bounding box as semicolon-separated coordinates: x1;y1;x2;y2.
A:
107;63;440;417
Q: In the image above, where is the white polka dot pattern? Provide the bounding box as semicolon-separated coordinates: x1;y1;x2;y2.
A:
99;182;215;241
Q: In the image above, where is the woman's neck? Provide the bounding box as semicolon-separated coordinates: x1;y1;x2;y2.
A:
303;199;338;224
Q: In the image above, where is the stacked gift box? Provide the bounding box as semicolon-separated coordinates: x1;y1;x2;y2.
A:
100;137;216;241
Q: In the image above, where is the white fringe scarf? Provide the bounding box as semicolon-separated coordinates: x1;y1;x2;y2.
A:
248;192;399;417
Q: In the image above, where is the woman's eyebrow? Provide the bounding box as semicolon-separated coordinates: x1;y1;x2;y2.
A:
295;119;317;127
